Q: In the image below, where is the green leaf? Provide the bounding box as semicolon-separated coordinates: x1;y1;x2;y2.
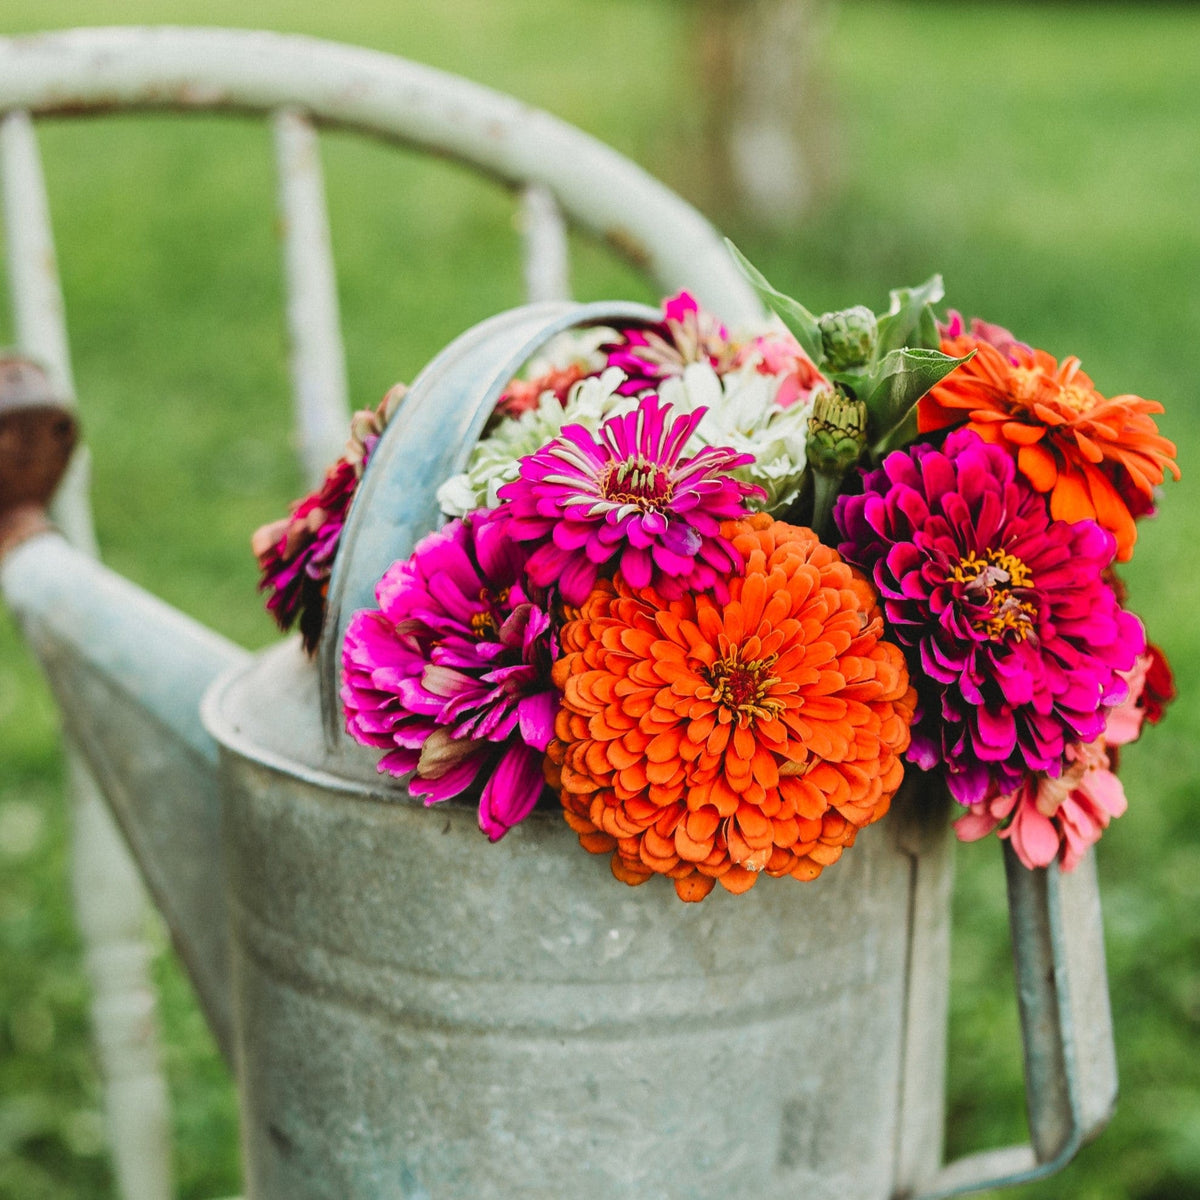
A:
869;406;921;462
826;368;871;397
861;346;972;432
725;239;824;364
874;275;945;358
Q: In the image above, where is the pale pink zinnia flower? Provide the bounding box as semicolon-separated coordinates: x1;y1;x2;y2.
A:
955;741;1128;872
497;392;764;605
955;653;1154;870
733;329;827;409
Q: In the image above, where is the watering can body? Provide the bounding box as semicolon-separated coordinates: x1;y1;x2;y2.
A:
205;637;953;1200
0;303;1119;1199
204;637;953;1200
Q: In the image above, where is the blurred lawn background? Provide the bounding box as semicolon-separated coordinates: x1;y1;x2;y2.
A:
1;2;1198;1198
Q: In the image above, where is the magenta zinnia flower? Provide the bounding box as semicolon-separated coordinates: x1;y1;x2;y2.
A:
253;384;405;654
834;427;1145;804
253;457;358;653
497;392;764;605
341;509;558;840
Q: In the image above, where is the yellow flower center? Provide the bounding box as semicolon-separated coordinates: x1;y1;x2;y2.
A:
949;549;1037;642
1058;384;1098;414
470;611;497;637
1010;365;1097;416
1009;367;1043;406
470;586;510;638
705;647;784;725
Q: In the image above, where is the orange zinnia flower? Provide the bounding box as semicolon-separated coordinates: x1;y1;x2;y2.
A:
919;335;1179;561
545;513;916;902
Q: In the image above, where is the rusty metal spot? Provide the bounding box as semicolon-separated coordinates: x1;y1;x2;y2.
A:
267;1121;296;1157
604;225;652;271
0;355;77;513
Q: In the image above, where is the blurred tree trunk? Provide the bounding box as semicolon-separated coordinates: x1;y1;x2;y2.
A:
694;0;835;228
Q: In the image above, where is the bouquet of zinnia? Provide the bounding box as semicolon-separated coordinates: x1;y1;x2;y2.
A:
254;247;1177;902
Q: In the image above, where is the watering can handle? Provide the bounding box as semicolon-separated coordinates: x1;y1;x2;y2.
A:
912;843;1118;1198
316;299;660;739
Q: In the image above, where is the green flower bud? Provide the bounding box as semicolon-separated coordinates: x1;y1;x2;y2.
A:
806;386;868;475
818;305;878;372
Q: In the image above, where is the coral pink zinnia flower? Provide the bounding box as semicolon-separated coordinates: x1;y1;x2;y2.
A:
954;739;1128;872
341;508;558;841
493;361;589;420
834;427;1145;805
498;392;764;605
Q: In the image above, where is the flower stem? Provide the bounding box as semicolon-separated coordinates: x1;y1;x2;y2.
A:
810;469;845;543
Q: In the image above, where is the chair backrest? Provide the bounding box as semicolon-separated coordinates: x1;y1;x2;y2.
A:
1;25;761;551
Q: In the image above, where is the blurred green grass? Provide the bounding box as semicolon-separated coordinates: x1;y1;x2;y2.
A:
1;2;1198;1198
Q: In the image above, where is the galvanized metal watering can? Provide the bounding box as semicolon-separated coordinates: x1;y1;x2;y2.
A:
1;302;1119;1200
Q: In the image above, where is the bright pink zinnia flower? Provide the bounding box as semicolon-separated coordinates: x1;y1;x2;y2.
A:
497;392;764;605
834;427;1145;804
341;509;558;841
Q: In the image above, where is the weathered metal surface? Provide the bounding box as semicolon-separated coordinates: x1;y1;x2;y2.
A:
201;302;942;1199
273;106;351;488
0;532;249;1063
0;27;763;322
890;784;954;1193
519;183;570;303
912;845;1118;1199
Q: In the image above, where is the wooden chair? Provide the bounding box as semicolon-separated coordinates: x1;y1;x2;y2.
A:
0;26;759;1198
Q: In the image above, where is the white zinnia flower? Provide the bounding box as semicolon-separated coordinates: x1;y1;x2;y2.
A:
437;367;635;516
659;362;812;513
